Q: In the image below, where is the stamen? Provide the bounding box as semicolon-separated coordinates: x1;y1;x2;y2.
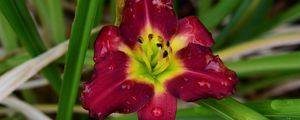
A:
166;41;170;47
138;37;143;43
156;43;162;48
163;51;168;58
148;34;153;40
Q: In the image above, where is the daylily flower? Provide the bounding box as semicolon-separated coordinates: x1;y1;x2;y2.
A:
81;0;238;120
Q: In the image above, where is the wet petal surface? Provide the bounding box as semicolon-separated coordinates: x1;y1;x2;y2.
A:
166;44;238;101
94;25;122;60
120;0;177;48
171;16;214;52
82;34;154;119
138;92;177;120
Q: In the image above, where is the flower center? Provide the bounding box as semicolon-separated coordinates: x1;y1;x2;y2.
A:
136;33;171;75
122;31;185;93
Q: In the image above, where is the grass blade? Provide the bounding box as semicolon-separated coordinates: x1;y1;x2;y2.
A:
56;0;101;119
214;0;260;49
1;96;51;120
0;41;68;101
228;0;272;45
0;0;62;93
108;98;269;120
0;52;30;74
257;3;300;36
89;0;105;48
199;0;241;31
246;99;300;117
217;32;300;60
197;97;269;120
197;0;213;17
32;0;66;45
225;52;300;77
110;0;116;24
237;71;300;95
0;11;18;51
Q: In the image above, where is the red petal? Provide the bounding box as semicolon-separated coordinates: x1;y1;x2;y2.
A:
173;16;214;48
81;51;154;119
138;92;177;120
94;25;122;60
120;0;177;48
166;44;238;101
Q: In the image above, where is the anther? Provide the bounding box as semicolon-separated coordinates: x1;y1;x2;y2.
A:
156;43;162;48
138;37;143;43
148;34;153;40
166;41;170;47
163;51;168;58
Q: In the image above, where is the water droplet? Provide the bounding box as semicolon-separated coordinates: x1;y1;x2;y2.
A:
108;65;114;70
216;95;224;99
121;81;134;90
83;86;91;93
205;61;221;72
126;101;131;105
131;96;137;101
197;81;211;88
228;77;233;80
97;112;102;117
221;81;228;87
93;57;98;61
123;108;130;113
151;107;163;117
180;86;184;89
183;78;189;81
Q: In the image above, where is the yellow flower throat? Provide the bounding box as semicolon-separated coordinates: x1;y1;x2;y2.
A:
136;33;172;75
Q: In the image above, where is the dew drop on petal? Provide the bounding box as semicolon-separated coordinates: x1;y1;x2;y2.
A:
121;81;134;90
131;96;137;101
126;101;131;105
197;81;211;88
108;65;114;70
151;107;163;117
183;78;189;81
123;108;130;113
97;112;102;117
221;81;228;87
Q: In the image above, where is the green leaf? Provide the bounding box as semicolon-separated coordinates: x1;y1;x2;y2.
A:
0;11;18;51
237;71;300;95
32;0;66;45
0;0;62;93
110;0;116;24
199;0;241;31
257;3;300;36
109;98;300;120
225;52;300;76
0;52;30;74
197;97;269;120
246;99;300;117
214;0;259;49
89;0;105;48
56;0;101;119
197;0;213;18
229;0;272;44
